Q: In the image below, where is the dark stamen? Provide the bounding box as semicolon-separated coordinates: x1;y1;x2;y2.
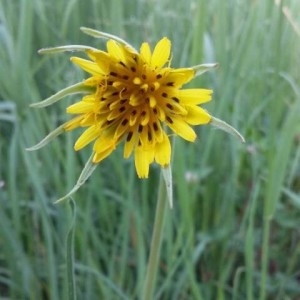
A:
162;92;168;98
142;74;147;80
166;82;174;86
166;116;173;124
131;109;137;116
156;74;162;79
153;122;159;131
148;131;152;142
123;75;129;80
166;103;173;110
119;106;126;112
138;125;143;133
172;96;180;103
122;119;128;126
131;66;136;72
119;61;126;67
110;71;118;77
127;132;133;142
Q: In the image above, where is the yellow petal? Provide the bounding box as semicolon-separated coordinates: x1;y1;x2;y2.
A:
124;129;139;158
74;125;99;150
166;116;196;142
149;95;157;107
86;50;110;74
178;89;212;105
114;118;129;140
134;145;154;178
154;132;171;166
107;40;125;62
140;42;151;64
66;101;94;114
107;108;124;121
139;126;153;147
80;113;97;127
164;98;188;115
156;106;166;121
185;105;211;125
129;110;139;126
93;131;116;153
71;57;103;75
84;76;103;86
93;146;115;163
151;37;171;69
165;68;195;87
64;116;84;131
129;91;142;106
150;121;164;143
81;94;96;102
140;110;150;126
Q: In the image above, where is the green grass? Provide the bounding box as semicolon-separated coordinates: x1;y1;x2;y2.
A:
1;0;300;299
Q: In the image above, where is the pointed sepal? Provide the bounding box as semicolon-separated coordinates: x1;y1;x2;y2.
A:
54;154;97;204
30;82;94;108
38;45;97;55
26;123;66;151
193;63;219;77
210;116;245;143
80;27;137;52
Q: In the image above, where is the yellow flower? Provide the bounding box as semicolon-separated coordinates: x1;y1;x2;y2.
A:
63;37;212;178
29;29;244;202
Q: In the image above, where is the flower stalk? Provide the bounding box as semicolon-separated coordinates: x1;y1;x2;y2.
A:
66;198;77;300
142;171;168;300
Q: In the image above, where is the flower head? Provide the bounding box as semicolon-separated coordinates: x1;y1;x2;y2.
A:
28;28;245;202
62;36;212;178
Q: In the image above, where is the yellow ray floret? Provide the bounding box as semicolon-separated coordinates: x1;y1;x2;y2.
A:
150;37;171;69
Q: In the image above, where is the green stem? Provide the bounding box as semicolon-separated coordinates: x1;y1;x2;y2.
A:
259;218;271;300
142;172;167;300
66;198;77;300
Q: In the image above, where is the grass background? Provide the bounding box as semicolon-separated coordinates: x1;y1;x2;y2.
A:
1;0;300;299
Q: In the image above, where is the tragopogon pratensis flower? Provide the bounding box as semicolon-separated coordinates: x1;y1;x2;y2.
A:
29;28;243;197
28;27;244;202
66;39;213;178
30;29;218;179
